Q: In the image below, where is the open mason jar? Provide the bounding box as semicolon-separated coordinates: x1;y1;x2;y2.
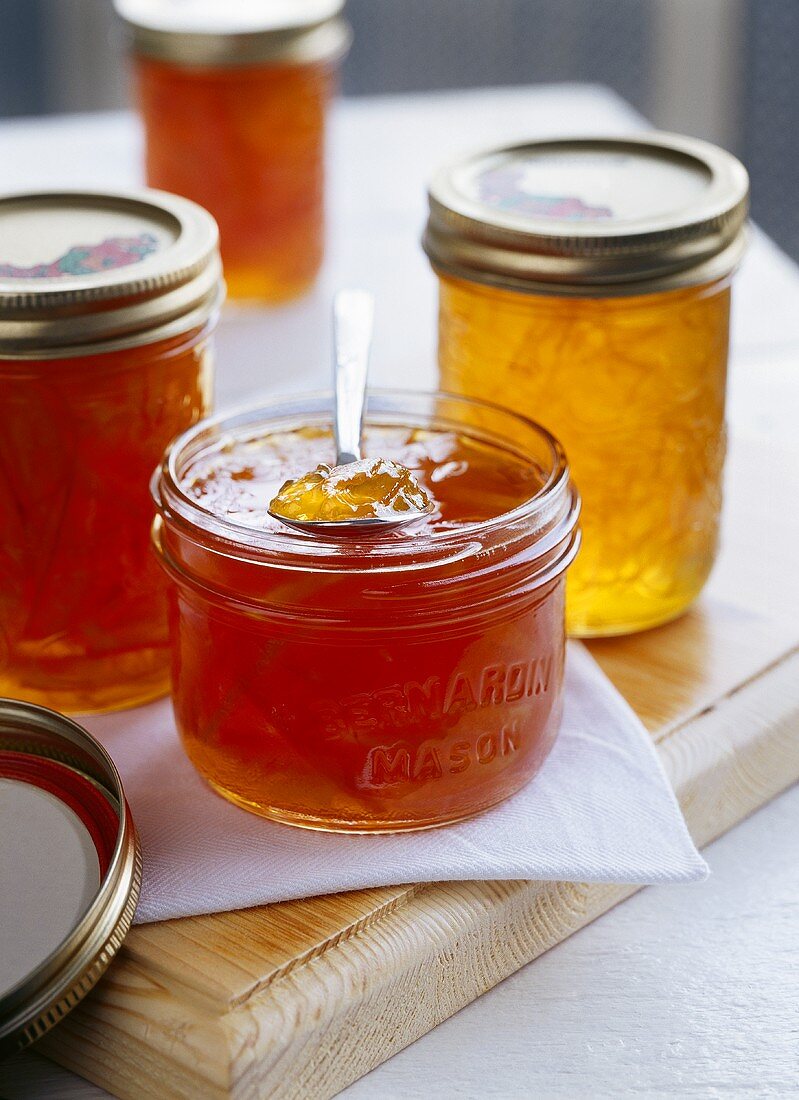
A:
152;391;580;832
424;134;749;637
0;189;222;713
116;0;351;303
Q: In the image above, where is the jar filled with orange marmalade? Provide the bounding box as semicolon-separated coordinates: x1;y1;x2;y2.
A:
424;134;749;636
116;0;351;303
0;189;222;713
152;391;580;832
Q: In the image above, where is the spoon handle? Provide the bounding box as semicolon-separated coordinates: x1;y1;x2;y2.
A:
333;289;374;466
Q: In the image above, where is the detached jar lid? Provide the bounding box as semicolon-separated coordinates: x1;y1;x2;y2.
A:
423;133;750;296
0;699;140;1055
115;0;352;67
0;188;222;359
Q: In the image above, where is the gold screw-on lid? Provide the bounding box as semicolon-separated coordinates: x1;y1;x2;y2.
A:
0;188;223;359
423;133;749;297
0;699;140;1055
115;0;352;67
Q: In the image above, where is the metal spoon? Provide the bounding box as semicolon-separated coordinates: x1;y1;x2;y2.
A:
268;289;434;535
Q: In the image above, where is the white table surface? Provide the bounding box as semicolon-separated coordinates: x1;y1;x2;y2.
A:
1;85;798;1100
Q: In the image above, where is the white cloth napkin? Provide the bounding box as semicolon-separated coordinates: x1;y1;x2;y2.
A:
81;643;706;923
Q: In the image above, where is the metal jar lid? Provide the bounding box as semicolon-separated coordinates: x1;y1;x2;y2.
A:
0;188;223;359
0;699;140;1055
115;0;352;67
423;133;750;297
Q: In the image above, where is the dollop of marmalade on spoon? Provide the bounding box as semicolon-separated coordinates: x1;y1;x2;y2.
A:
269;457;432;523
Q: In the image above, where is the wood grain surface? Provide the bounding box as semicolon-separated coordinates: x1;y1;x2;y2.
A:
28;423;799;1099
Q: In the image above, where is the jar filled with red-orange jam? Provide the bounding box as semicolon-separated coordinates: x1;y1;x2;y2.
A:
152;391;580;831
0;189;222;713
424;134;749;636
116;0;351;303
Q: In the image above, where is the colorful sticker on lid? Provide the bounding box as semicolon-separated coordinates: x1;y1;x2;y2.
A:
0;232;160;279
475;164;613;220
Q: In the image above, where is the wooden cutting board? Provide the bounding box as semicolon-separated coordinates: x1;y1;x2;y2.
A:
38;433;799;1100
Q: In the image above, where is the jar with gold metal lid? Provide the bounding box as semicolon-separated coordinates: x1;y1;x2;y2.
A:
0;188;222;713
115;0;352;303
423;133;749;636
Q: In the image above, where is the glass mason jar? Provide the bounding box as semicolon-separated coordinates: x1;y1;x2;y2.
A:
424;134;749;637
116;0;351;303
152;391;581;832
0;189;222;713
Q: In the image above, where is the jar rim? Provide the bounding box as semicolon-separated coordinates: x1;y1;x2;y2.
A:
153;388;578;570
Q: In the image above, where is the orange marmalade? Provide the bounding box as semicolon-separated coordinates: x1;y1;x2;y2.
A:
438;276;731;636
152;392;580;831
118;1;350;302
270;457;431;522
0;190;221;713
424;135;749;636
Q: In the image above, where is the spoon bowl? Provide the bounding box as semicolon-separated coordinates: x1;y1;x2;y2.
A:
272;505;435;538
268;289;434;536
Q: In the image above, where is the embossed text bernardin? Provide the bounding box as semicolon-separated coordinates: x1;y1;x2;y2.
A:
316;654;554;738
316;651;554;739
